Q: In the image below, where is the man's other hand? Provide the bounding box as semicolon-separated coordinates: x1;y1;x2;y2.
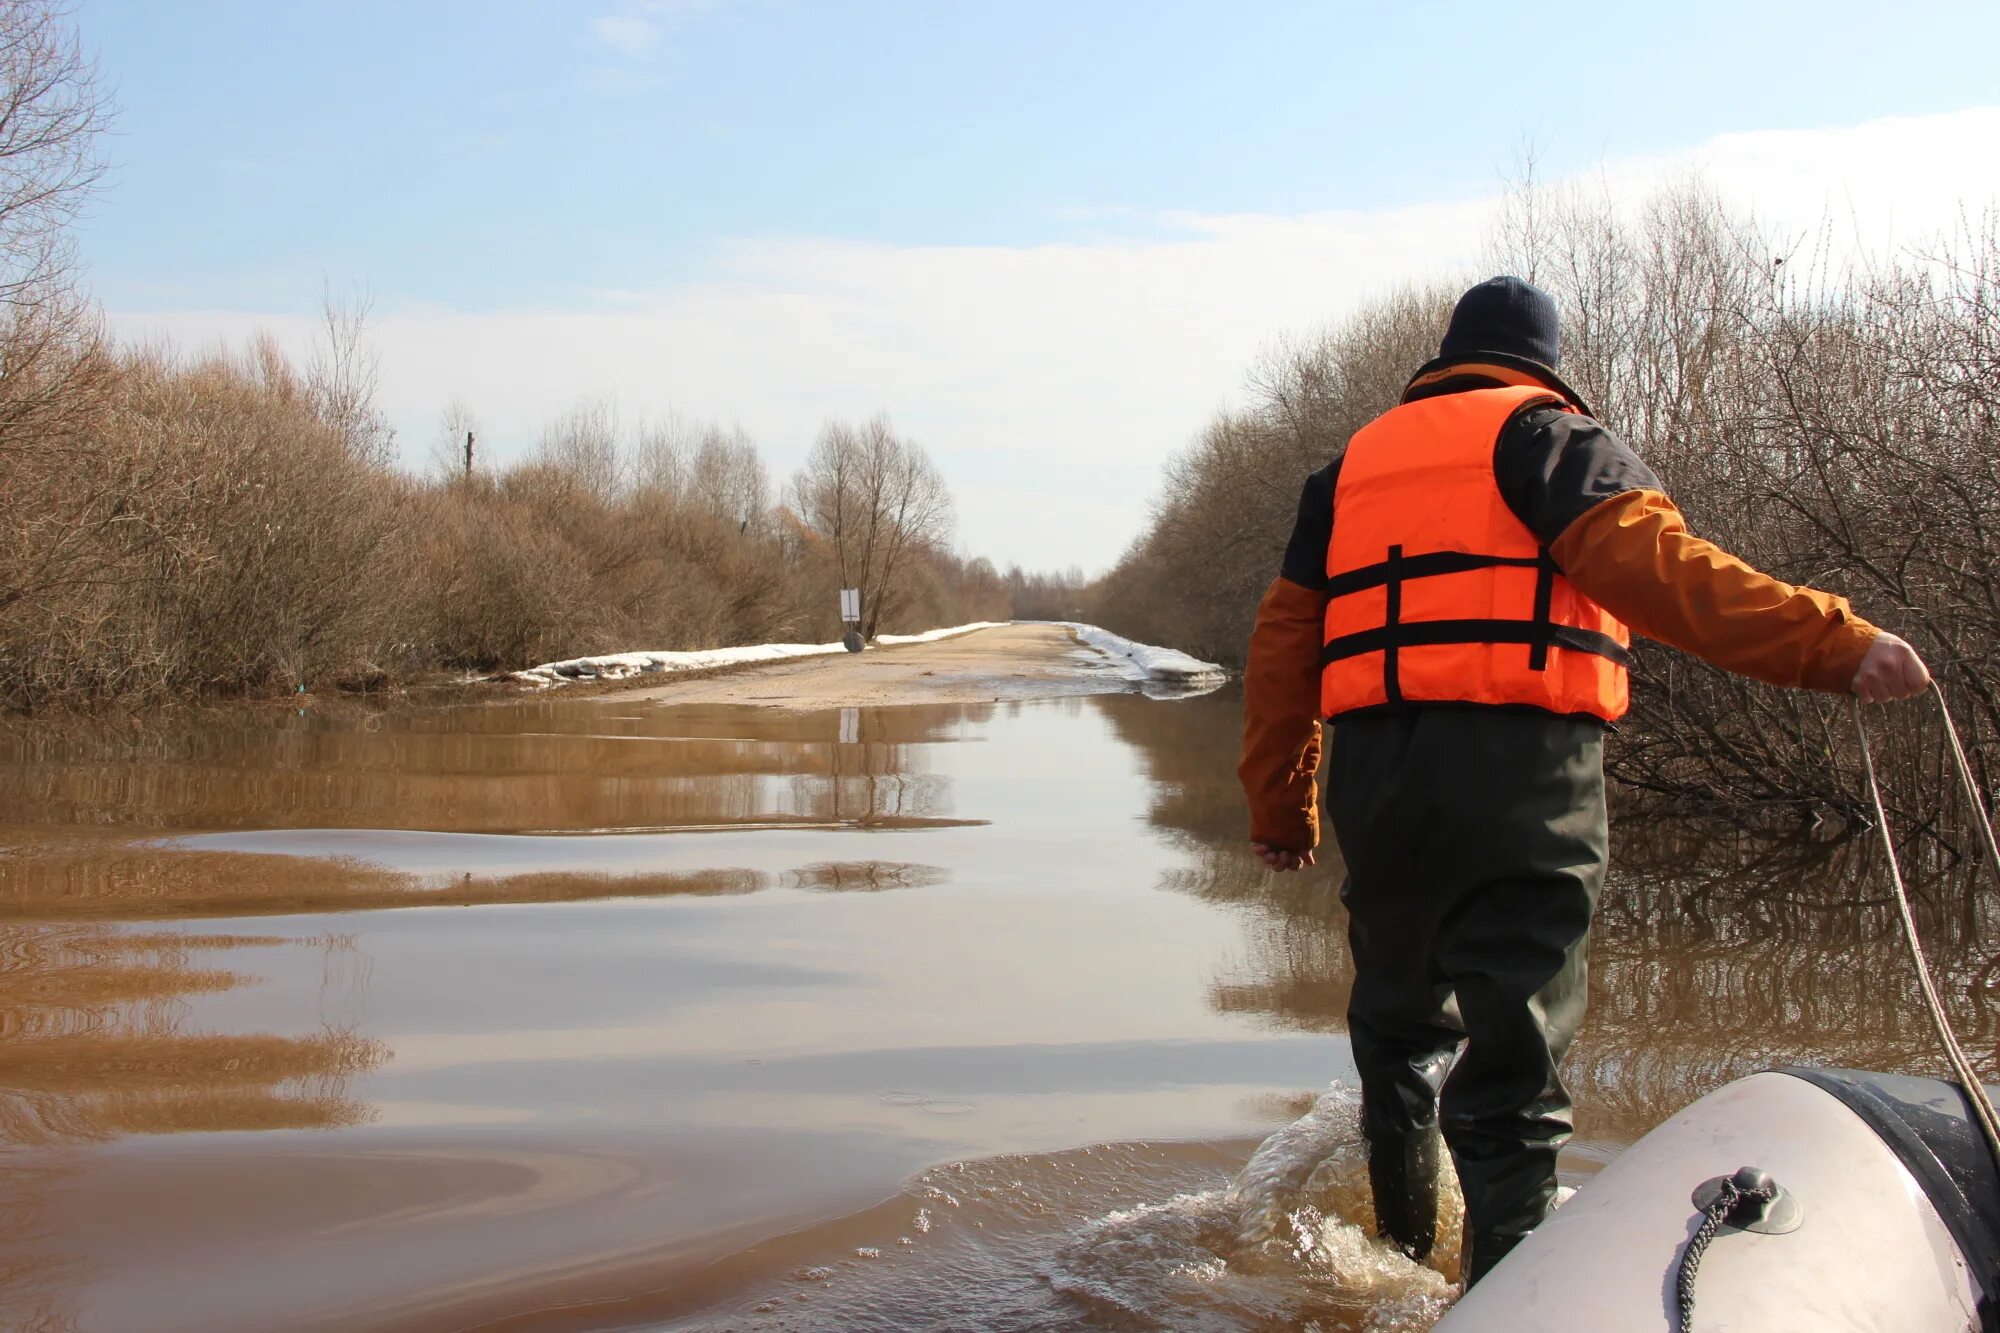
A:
1852;632;1931;704
1251;842;1315;872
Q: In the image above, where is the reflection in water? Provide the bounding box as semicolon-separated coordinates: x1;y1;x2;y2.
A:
0;1153;83;1333
1577;825;2000;1143
0;924;384;1142
1093;687;2000;1148
0;701;972;834
0;924;386;1329
0;838;947;919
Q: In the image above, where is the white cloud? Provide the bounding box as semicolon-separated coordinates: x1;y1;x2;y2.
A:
576;63;665;96
107;107;2000;574
589;14;660;59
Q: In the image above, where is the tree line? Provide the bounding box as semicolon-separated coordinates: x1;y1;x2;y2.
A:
0;1;1022;709
1089;181;2000;837
0;325;1019;707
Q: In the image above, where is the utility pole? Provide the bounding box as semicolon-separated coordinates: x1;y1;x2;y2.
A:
463;431;475;479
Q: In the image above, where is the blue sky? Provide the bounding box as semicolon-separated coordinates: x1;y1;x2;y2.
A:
77;0;2000;570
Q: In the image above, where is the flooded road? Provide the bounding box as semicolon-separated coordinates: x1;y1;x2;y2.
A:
0;642;1994;1331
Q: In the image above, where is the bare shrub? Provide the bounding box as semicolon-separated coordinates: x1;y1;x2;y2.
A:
414;402;978;671
414;475;595;669
1490;183;2000;833
1;326;1011;701
0;341;417;705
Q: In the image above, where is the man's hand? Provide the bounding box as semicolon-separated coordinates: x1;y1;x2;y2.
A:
1251;841;1315;872
1851;632;1931;704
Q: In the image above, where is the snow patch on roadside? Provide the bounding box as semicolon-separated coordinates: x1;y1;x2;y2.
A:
875;624;1009;648
513;623;1007;687
1045;623;1228;683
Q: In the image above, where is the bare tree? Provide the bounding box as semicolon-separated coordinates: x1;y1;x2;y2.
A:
792;414;954;638
306;281;395;466
533;395;623;499
687;423;768;532
0;0;109;462
0;0;103;313
629;411;694;497
627;412;769;524
0;0;115;664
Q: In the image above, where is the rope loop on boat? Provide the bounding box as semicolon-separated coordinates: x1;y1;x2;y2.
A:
1851;684;2000;1171
1675;1175;1777;1333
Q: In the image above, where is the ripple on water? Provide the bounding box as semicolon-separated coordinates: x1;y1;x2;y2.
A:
657;1085;1464;1332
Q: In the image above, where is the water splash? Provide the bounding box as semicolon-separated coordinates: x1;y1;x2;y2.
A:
661;1084;1466;1331
1048;1085;1461;1331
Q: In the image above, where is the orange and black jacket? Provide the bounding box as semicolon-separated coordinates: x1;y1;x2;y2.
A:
1239;354;1881;852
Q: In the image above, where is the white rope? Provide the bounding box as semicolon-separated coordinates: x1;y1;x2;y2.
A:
1850;686;2000;1168
1932;682;2000;892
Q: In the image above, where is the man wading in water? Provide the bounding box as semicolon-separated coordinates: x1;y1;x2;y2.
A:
1236;276;1933;1286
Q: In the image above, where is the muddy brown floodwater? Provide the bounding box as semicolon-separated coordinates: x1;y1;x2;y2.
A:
0;625;1993;1331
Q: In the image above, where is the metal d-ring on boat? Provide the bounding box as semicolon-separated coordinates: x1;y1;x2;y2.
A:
1435;686;2000;1332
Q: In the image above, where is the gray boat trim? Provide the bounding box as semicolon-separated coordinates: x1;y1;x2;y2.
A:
1780;1066;2000;1331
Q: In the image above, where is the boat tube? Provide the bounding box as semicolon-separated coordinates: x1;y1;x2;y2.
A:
1434;1067;2000;1331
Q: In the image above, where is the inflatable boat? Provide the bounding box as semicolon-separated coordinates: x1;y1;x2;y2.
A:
1435;1066;2000;1331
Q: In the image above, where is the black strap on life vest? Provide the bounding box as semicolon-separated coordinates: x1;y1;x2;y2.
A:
1320;545;1634;672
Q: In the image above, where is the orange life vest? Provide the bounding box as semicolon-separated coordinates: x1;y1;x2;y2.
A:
1320;383;1631;722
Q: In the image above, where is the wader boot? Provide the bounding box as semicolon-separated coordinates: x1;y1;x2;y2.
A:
1329;708;1606;1286
1460;1228;1528;1288
1368;1128;1442;1260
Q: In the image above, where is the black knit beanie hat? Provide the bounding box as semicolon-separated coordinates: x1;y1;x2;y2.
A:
1439;275;1562;369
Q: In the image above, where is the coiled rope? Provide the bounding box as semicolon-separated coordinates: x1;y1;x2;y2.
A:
1851;682;2000;1169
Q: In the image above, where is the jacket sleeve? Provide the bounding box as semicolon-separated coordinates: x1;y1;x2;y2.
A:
1549;489;1878;692
1239;469;1336;850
